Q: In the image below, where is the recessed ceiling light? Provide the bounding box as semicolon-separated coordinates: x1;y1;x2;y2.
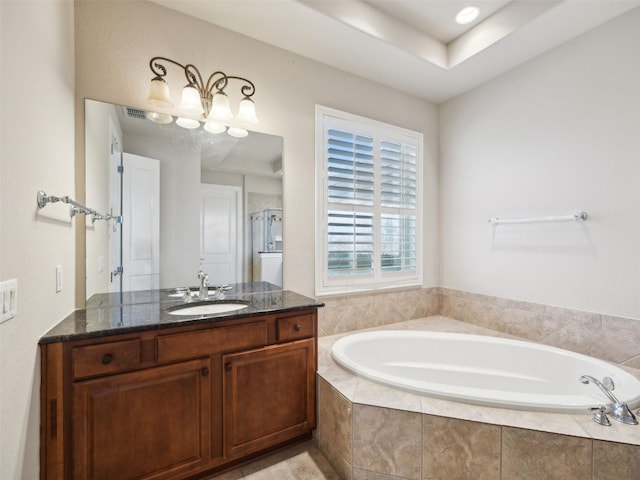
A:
456;6;480;25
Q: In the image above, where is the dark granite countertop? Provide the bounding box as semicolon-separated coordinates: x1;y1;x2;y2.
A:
40;283;324;344
84;281;283;308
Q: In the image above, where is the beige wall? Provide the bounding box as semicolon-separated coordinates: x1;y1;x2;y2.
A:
439;8;640;320
74;0;440;302
0;2;76;479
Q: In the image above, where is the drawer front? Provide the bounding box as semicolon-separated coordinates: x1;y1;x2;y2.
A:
72;339;141;379
156;321;268;363
277;313;315;341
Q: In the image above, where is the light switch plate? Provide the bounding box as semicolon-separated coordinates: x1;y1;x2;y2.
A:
56;265;63;292
0;279;18;323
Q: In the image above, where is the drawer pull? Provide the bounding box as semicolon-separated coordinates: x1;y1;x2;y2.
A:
294;324;302;332
201;367;209;377
101;354;113;365
224;363;232;372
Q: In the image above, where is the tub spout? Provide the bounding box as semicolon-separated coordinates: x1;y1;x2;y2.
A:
580;375;638;425
579;375;618;403
611;402;638;425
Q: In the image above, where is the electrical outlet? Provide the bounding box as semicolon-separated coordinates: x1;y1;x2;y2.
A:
56;265;63;292
0;279;18;323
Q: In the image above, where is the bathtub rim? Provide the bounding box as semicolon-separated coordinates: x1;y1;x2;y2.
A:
331;329;640;414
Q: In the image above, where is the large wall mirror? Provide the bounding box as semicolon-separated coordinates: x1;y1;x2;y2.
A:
84;99;283;301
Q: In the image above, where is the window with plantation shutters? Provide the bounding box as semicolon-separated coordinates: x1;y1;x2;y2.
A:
316;106;423;295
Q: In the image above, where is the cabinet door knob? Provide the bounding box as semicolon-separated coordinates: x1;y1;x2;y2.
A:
201;367;209;377
224;363;232;372
294;324;302;332
101;354;113;365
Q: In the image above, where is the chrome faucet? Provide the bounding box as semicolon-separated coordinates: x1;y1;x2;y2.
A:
197;270;209;300
209;283;231;300
580;375;638;425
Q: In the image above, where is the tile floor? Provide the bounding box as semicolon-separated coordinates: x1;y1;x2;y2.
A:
204;441;342;480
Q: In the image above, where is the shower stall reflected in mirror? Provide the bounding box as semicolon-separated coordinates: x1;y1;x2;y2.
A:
250;208;283;287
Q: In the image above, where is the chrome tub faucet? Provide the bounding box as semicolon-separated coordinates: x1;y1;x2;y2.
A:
580;375;638;426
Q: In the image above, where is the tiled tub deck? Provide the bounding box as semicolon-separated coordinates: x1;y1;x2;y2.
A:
314;316;640;480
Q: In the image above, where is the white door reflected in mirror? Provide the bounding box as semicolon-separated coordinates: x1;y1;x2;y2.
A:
200;184;242;285
121;153;160;291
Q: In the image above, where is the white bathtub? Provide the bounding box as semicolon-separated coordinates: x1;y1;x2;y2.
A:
331;330;640;413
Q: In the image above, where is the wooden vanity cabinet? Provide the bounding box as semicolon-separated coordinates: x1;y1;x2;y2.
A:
72;358;212;480
40;309;318;480
223;337;316;458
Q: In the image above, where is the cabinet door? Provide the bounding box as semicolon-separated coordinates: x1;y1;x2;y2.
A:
73;358;212;480
223;338;316;458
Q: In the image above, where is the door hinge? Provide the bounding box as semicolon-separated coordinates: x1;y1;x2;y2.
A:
110;266;124;283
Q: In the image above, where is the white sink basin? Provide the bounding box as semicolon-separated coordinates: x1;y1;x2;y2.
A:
167;302;249;316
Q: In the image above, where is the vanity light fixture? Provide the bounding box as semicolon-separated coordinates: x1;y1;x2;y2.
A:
455;5;480;25
145;56;258;136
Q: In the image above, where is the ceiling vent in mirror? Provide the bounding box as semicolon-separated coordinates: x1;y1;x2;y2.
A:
124;106;147;120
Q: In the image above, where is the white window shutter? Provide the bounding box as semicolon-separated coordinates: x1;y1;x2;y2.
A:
316;106;423;295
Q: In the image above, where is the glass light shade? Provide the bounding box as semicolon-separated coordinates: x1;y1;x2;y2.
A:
146;111;173;124
178;85;204;116
146;78;174;108
209;92;233;121
227;127;248;138
237;98;258;124
204;122;226;134
176;117;200;129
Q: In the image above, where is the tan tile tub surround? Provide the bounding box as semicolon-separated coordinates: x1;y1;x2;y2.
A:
440;288;640;368
319;287;640;368
315;317;640;480
317;287;440;337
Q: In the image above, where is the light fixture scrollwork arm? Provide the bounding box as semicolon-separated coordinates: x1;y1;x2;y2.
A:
224;75;256;99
